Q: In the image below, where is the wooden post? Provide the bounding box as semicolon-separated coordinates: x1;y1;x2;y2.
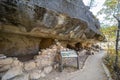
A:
59;55;63;72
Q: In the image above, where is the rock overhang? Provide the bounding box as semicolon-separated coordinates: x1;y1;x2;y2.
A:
0;0;104;56
0;0;104;41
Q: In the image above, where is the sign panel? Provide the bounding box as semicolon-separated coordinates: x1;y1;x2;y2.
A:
59;50;79;72
60;50;78;57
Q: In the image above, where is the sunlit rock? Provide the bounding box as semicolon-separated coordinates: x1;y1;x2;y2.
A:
0;0;104;56
2;66;23;80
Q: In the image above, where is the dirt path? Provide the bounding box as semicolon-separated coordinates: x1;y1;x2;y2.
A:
63;50;108;80
41;50;108;80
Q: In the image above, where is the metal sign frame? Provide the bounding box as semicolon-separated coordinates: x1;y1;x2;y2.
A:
59;50;79;72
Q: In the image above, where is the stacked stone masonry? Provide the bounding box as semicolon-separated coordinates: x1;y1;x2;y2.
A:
0;43;100;80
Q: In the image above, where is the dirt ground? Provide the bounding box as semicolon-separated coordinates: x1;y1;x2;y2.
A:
40;50;107;80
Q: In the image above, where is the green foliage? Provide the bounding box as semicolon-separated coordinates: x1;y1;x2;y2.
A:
100;26;117;40
101;26;117;33
104;52;115;79
98;0;118;15
104;49;120;79
101;1;120;77
97;0;119;25
104;0;117;9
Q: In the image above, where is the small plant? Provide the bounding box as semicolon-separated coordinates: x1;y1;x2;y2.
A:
104;48;120;79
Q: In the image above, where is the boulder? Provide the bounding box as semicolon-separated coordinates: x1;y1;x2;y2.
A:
41;59;52;67
2;66;23;80
24;61;36;71
35;59;42;69
12;73;29;80
0;58;13;66
0;54;6;59
11;58;23;67
43;66;53;74
0;65;11;72
40;72;46;78
29;70;41;80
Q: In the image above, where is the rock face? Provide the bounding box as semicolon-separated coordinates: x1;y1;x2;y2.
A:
12;74;29;80
0;0;100;32
0;31;40;56
0;0;104;56
2;66;23;80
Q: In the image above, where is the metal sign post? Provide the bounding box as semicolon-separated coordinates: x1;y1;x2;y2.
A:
59;50;79;72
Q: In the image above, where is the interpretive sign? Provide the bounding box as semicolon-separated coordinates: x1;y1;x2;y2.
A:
60;50;78;57
59;50;79;72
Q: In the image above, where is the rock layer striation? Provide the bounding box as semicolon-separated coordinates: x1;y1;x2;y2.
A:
0;0;104;56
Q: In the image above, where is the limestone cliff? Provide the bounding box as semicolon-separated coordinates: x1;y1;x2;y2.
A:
0;0;104;56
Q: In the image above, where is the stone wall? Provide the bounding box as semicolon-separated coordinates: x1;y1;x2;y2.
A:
0;42;100;80
0;43;67;80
